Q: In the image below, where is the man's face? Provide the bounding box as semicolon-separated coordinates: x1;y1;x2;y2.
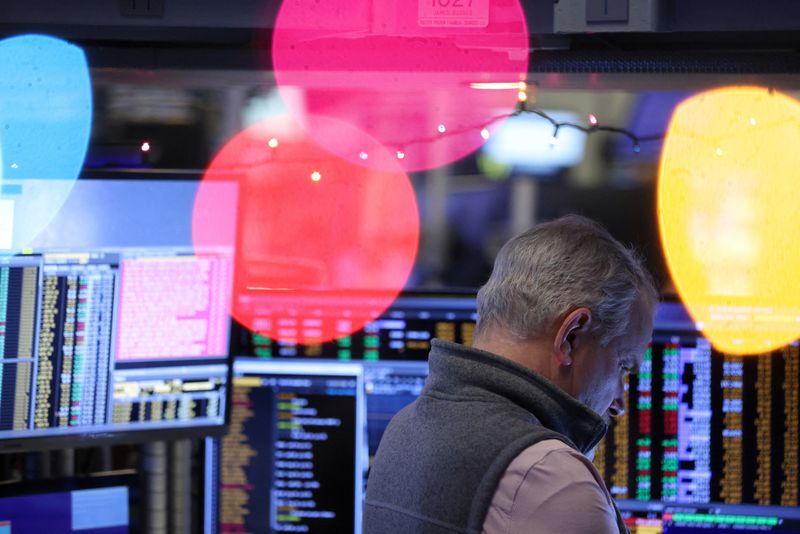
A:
572;296;654;419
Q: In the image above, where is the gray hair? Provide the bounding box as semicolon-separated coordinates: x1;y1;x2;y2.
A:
475;215;658;346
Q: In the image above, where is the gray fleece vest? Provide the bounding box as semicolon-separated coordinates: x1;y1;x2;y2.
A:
363;339;613;534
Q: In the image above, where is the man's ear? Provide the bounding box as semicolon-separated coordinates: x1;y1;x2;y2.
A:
553;307;592;367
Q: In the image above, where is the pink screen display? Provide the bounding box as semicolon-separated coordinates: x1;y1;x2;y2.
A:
115;253;232;360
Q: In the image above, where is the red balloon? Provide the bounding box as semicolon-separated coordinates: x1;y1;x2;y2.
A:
271;0;529;172
192;115;419;344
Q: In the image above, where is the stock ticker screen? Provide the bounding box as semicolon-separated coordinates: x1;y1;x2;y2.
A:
222;296;800;533
232;292;477;360
597;302;800;533
208;359;365;534
0;179;236;448
202;359;428;533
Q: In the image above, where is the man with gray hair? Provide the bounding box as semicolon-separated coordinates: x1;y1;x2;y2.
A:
364;215;657;534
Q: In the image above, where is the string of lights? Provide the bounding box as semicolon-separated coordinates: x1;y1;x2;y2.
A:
519;106;664;153
252;82;666;165
396;82;665;158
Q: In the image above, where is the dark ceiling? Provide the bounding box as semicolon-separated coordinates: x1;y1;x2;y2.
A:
1;0;799;73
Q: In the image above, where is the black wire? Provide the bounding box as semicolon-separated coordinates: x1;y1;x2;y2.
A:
395;101;665;155
513;106;663;153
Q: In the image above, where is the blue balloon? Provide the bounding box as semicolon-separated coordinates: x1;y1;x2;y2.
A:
0;34;92;252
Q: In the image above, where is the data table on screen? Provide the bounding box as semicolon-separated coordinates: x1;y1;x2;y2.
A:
234;292;477;360
596;302;800;533
207;360;365;534
0;178;238;449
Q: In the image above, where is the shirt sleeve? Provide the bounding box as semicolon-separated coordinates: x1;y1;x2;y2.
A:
482;439;619;534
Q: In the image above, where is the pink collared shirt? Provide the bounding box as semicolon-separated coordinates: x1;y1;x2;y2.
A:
482;439;619;534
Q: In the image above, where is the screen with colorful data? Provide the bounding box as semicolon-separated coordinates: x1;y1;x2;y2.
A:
202;359;429;532
0;474;136;533
231;291;477;360
208;359;365;534
0;179;236;450
597;301;800;533
221;295;800;532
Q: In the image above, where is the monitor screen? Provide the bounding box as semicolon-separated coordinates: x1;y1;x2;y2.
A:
0;474;136;533
0;178;236;450
226;294;800;532
207;359;366;534
362;360;428;461
596;301;800;533
203;360;426;533
231;291;477;360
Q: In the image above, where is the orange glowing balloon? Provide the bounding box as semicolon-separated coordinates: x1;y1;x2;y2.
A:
658;86;800;355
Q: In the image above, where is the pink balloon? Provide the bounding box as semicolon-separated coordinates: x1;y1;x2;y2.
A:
272;0;529;172
192;115;420;344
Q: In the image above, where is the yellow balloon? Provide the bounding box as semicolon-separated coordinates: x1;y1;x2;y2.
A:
658;86;800;355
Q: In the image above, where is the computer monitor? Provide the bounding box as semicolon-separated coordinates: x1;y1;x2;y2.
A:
596;300;800;533
0;473;137;533
229;290;459;461
206;359;366;534
362;360;428;461
226;292;800;531
231;290;477;360
0;177;236;450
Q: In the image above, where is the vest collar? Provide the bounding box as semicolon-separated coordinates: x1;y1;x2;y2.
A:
426;339;608;455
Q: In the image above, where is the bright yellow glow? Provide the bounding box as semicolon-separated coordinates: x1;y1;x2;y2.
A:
658;86;800;355
517;91;528;102
469;82;523;90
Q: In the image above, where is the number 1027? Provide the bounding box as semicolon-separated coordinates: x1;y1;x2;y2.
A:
431;0;473;7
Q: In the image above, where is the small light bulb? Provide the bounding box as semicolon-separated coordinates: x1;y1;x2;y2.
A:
633;144;641;153
437;124;446;134
141;141;151;152
518;81;527;92
310;171;321;182
715;147;724;156
549;135;558;147
749;117;757;126
268;138;279;148
517;91;528;102
396;150;405;160
359;151;368;160
10;163;18;169
480;128;490;140
588;113;598;126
